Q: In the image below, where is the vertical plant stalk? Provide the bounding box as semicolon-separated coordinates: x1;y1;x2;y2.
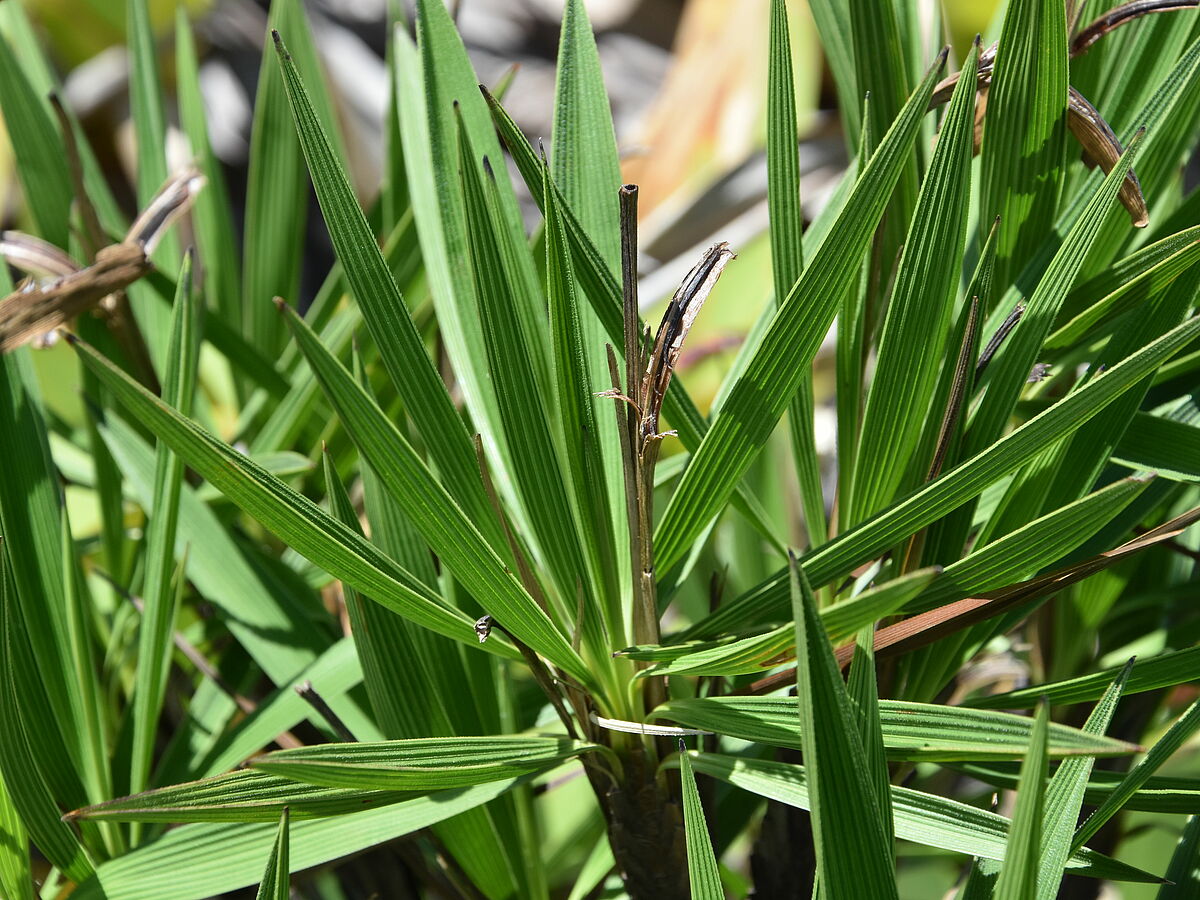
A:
616;186;658;671
597;187;732;900
609;186;735;710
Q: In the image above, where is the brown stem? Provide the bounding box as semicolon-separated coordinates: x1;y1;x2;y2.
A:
976;303;1025;379
1071;0;1198;56
294;680;357;742
474;615;579;741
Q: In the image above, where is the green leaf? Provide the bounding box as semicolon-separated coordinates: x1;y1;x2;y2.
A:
993;700;1049;900
0;347;109;816
0;573;94;882
248;303;362;455
0;768;34;900
330;446;530;900
130;251;199;801
551;0;620;268
848;0;918;278
807;0;858;148
1036;663;1132;899
980;249;1198;547
126;0;166;207
957;860;1001;899
457;117;593;624
0;2;123;236
0;29;71;247
126;0;176;261
549;0;625;624
69;334;508;659
971;645;1200;708
1113;411;1200;481
1046;25;1200;285
543;159;623;645
244;0;343;355
967;129;1146;466
69;768;415;824
789;556;897;898
175;9;241;332
251;737;599;791
957;763;1200;815
906;475;1150;614
254;809;289;900
393;0;547;532
769;0;825;548
681;314;1200;643
913;220;999;508
1047;225;1200;350
99;412;335;687
1073;697;1200;852
980;0;1068;290
1089;30;1200;264
483;87;783;551
677;743;722;900
848;39;978;524
567;834;615;900
653;52;946;571
1158;814;1200;898
652;696;1136;762
764;0;807;285
819;567;942;644
834;94;874;499
124;0;178;370
197;639;370;782
676;753;1157;883
70;778;523;900
684;465;1153;642
273;28;505;548
275;299;592;689
847;623;893;859
627;567;938;677
323;452;443;734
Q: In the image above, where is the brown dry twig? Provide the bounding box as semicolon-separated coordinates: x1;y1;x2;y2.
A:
0;167;204;352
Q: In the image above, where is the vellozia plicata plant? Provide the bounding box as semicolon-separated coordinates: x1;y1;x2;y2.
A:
0;0;1199;897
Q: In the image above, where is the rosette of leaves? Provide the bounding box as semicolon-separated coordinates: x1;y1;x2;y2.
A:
1;1;1199;898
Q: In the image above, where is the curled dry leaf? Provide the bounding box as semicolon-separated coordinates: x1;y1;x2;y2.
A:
0;166;204;352
0;244;151;352
638;242;735;448
0;231;82;279
929;40;1147;226
1067;87;1149;226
